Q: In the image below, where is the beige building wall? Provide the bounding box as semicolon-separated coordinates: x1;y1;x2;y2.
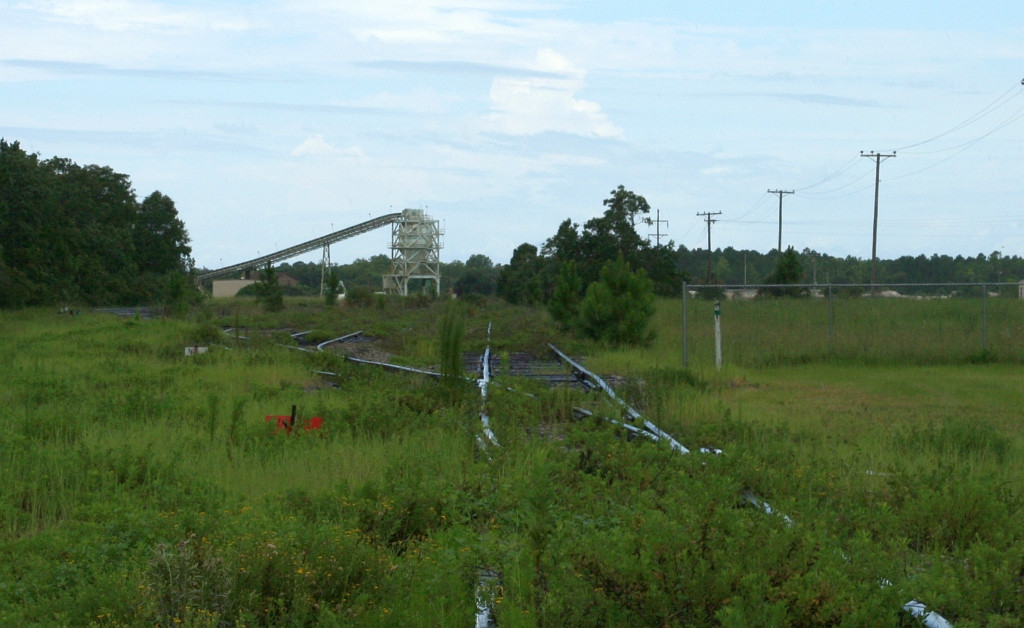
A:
212;279;256;298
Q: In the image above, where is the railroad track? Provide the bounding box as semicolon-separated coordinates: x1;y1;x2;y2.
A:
233;323;952;627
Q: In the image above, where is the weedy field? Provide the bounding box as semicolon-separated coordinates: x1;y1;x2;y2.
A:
0;296;1021;627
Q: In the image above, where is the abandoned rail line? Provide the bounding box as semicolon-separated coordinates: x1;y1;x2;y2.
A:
214;322;954;627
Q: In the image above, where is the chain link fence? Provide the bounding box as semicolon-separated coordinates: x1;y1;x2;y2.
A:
681;282;1024;368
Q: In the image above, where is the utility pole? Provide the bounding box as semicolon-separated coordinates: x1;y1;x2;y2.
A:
860;151;896;287
696;211;722;283
767;189;794;253
644;209;669;246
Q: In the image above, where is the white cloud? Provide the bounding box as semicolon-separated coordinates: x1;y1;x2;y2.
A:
291;135;344;157
700;165;732;176
482;49;623;138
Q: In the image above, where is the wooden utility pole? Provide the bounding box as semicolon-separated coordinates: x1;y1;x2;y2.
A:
860;151;896;286
696;211;722;283
767;189;794;253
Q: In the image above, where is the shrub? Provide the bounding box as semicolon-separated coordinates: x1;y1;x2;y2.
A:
577;255;655;345
346;285;375;307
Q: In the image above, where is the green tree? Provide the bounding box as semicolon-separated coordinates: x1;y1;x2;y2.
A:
455;254;497;296
256;263;284;311
577;186;651;285
48;159;139;304
542;218;582;262
334;254;392;292
548;259;582;330
0;140;49;306
763;246;807;297
133;191;195;305
134;191;192;275
640;243;683;296
323;267;342;306
0;140;194;307
496;243;543;305
602;184;651;231
577;255;655;345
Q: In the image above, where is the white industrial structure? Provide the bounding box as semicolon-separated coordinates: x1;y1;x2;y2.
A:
200;208;443;298
382;209;443;296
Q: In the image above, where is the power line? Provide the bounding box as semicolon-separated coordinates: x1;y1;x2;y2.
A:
899;103;1024;157
894;80;1023;152
794;156;862;192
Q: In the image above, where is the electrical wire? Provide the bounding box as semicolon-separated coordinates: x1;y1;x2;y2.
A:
729;192;772;222
691;80;1023;254
900;103;1024;156
795;168;875;199
793;155;862;192
894;81;1023;152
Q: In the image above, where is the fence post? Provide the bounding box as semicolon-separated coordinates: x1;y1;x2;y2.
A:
828;283;835;354
982;284;988;354
682;282;689;368
714;300;722;370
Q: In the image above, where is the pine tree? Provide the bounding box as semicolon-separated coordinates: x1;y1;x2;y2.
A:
548;260;582;330
323;267;342;306
763;246;807;297
577;255;655;345
256;263;284;311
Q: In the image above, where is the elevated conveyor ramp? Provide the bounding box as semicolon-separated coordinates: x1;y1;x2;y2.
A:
198;212;403;282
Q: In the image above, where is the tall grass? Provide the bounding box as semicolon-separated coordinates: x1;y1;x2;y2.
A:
1;301;1022;625
588;295;1024;374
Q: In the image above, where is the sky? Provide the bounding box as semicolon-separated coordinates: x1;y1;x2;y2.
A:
2;1;1023;270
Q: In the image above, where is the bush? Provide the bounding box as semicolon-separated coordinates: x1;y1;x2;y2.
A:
346;285;375;307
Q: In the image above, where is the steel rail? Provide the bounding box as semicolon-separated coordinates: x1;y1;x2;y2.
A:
476;323;499;449
319;338;953;626
342;357;442;378
474;324;500;628
316;330;364;351
197;212;403;281
548;343;689;454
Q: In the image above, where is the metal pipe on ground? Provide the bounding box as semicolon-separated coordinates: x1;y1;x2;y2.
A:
316;330;363;351
548;344;949;625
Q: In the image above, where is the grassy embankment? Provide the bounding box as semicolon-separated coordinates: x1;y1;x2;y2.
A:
0;296;1021;626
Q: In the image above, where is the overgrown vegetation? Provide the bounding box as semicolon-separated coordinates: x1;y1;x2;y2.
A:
255;263;285;312
0;296;1021;625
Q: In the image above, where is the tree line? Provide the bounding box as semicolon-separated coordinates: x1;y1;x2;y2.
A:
0;140;194;308
679;247;1024;292
273;240;1024;300
268;184;1024;305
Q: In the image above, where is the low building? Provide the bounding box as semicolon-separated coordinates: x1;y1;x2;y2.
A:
211;279;256;298
211;272;298;298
